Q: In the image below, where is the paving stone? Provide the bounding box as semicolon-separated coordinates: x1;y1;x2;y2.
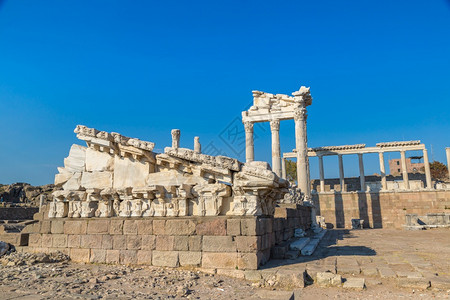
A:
396;271;423;278
316;272;342;287
378;267;397;278
343;278;366;290
397;278;430;290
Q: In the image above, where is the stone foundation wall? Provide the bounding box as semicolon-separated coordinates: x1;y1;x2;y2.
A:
0;207;39;220
21;206;311;270
314;190;450;229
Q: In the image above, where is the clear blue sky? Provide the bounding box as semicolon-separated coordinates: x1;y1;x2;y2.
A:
1;1;449;186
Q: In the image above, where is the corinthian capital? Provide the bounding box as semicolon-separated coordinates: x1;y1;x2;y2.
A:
244;121;254;133
270;120;280;132
294;108;307;121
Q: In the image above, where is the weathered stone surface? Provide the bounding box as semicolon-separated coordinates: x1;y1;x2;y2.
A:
102;235;113;249
81;171;113;189
137;250;152;264
70;248;90;263
179;251;202;266
343;278;366;290
237;252;261;270
120;250;138;265
202;252;237;269
51;220;64;234
64;220;87;235
106;249;120;264
397;278;430;290
123;220;138;235
202;236;236;252
113;156;149;189
166;220;196;235
275;269;306;288
316;272;342;287
189;236;202;251
153;220;166;235
85;147;114;172
235;236;260;252
87;220;110;234
227;219;241;236
141;235;156;250
52;234;68;248
156;235;174;251
67;235;81;248
110;220;124;234
196;219;226;236
63;144;86;173
90;249;106;263
126;235;142;250
152;251;179;267
80;235;102;249
137;220;153;235
173;236;189;251
112;235;127;250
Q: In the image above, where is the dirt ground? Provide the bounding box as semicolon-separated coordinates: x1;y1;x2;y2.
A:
1;228;449;299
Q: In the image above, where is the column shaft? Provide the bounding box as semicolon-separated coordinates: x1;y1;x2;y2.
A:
281;158;287;179
318;155;325;192
378;152;387;190
270;120;281;176
294;108;310;199
400;150;410;190
244;122;254;162
423;148;432;189
358;153;365;192
338;154;346;192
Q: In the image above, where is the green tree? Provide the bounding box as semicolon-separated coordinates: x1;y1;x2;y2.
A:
430;161;448;181
285;159;297;183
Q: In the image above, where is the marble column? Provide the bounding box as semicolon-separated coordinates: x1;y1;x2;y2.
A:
318;155;325;192
446;148;450;180
400;150;410;190
338;154;346;192
244;121;254;163
294;107;310;199
281;158;286;179
378;151;387;190
270;120;281;176
358;153;366;192
423;148;432;189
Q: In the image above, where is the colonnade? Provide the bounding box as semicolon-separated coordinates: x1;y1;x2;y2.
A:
282;141;434;192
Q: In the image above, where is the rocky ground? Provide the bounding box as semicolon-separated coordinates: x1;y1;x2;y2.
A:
1;228;450;299
0;183;55;206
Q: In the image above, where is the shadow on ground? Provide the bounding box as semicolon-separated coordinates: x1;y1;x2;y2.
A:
260;229;376;269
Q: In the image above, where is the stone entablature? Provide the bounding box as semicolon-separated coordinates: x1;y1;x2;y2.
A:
50;126;288;219
376;140;421;148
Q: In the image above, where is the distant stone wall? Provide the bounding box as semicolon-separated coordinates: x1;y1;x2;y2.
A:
0;207;39;220
313;190;450;229
21;206;311;270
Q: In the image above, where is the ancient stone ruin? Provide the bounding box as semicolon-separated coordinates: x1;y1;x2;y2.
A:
50;125;290;219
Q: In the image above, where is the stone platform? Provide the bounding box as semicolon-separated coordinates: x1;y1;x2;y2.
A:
19;205;311;271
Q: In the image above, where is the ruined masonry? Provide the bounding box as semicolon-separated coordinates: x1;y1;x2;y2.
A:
50;125;289;219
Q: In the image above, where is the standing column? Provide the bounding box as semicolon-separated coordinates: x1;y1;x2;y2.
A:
358;153;366;192
244;121;254;162
378;151;387;190
338;154;346;192
318;155;325;192
446;147;450;180
400;150;410;190
281;158;287;179
423;148;432;189
294;107;310;199
270;120;282;176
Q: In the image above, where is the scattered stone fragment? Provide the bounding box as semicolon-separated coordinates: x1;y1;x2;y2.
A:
343;278;366;290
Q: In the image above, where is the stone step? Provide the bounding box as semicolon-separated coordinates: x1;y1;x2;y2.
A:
301;229;327;256
289;237;310;251
285;250;300;260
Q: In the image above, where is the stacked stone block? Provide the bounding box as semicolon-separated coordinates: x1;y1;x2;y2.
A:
23;210;311;270
314;190;450;229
